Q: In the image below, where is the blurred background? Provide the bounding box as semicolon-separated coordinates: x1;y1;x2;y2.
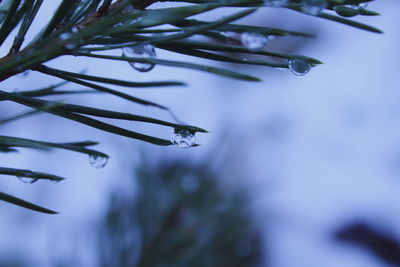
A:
1;0;400;266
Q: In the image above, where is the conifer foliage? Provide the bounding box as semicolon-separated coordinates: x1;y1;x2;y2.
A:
0;0;381;213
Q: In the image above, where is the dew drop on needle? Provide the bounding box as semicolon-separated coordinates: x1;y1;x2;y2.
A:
122;44;157;72
16;170;38;184
89;154;109;169
288;59;311;76
171;128;196;148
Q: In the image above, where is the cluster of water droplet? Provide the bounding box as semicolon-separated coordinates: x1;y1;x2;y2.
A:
240;32;268;52
122;44;157;72
288;59;311;76
89;154;109;169
170;128;196;148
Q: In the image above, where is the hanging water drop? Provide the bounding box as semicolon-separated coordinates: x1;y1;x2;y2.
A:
122;44;156;72
17;176;38;184
288;59;311;76
89;154;109;169
240;32;267;52
16;171;38;184
170;128;196;148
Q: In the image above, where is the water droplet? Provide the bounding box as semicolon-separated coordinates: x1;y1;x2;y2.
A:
59;32;72;40
359;1;369;9
303;0;327;15
50;178;63;184
16;171;38;184
122;44;156;72
264;0;288;7
288;59;311;76
59;32;79;50
170;128;196;148
89;154;109;168
240;32;267;52
17;177;38;183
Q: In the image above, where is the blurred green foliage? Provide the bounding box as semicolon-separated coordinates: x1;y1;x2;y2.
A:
96;158;264;267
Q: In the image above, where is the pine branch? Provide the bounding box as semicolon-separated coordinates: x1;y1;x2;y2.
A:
0;0;383;213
